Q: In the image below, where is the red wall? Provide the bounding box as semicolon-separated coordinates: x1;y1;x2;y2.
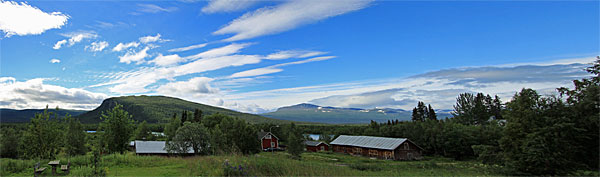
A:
306;144;329;152
261;137;278;149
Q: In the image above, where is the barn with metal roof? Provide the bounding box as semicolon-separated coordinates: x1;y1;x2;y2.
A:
330;135;422;160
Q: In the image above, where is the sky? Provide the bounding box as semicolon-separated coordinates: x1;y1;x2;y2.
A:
0;0;598;113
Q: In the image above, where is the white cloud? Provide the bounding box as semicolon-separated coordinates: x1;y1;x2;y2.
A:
112;42;140;52
183;43;251;60
49;58;60;63
229;56;335;78
148;53;184;66
156;77;219;97
0;78;107;110
119;47;150;64
139;33;169;43
265;50;326;60
0;1;69;37
201;0;257;14
168;43;208;52
85;41;109;52
213;0;372;41
136;4;177;14
53;40;67;49
230;68;283;78
53;31;97;49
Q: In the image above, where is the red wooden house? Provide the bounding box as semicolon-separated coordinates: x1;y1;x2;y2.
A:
304;140;329;152
257;132;279;150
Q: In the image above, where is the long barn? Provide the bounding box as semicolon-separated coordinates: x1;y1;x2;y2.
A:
330;135;423;160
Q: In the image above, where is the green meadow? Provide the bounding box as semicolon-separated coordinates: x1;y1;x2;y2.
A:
1;152;504;176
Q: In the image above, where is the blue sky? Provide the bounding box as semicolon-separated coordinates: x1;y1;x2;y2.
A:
1;0;598;113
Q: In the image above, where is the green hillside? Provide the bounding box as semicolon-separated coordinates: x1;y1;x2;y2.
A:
75;95;289;124
0;108;87;123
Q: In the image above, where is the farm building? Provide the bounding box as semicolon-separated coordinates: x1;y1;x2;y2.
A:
134;141;193;155
330;135;423;160
304;140;329;152
257;131;279;150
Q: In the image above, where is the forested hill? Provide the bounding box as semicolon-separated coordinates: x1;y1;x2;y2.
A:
75;95;290;124
0;108;87;123
261;103;453;124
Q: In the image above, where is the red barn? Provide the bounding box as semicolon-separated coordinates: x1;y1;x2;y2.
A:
304;140;329;152
258;132;279;150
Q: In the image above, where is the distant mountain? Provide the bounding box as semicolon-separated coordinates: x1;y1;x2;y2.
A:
0;108;87;123
261;103;453;124
76;95;290;124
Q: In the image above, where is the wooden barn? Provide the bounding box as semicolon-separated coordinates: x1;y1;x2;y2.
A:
257;132;279;150
304;140;329;152
330;135;423;160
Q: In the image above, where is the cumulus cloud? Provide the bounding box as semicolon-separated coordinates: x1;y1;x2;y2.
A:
112;42;140;52
148;53;184;66
0;1;69;37
49;58;61;63
155;77;219;97
213;0;372;41
53;31;97;49
201;0;257;14
119;47;150;64
0;78;107;110
139;33;169;43
136;4;177;14
168;43;207;53
85;41;109;52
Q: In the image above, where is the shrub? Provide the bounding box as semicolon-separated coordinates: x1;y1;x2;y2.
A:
349;163;382;171
223;160;247;176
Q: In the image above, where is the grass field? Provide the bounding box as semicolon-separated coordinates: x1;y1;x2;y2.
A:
1;152;504;176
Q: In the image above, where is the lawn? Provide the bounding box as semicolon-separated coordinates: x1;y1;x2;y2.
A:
1;152;503;176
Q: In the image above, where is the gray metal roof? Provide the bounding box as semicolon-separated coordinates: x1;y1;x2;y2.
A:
304;140;327;146
134;141;193;154
330;135;407;150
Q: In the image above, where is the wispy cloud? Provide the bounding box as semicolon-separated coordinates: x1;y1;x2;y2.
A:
265;50;326;60
201;0;258;14
136;4;177;14
49;59;61;63
0;1;69;37
85;41;109;52
53;31;97;49
156;77;219;97
148;53;184;66
183;43;251;60
168;43;207;52
213;0;372;41
228;56;335;78
139;33;169;43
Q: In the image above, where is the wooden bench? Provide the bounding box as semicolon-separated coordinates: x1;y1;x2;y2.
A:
34;162;46;177
61;161;70;174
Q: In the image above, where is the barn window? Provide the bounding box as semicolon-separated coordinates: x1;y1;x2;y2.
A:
403;143;409;150
369;149;378;157
265;135;271;139
271;142;275;147
320;146;325;151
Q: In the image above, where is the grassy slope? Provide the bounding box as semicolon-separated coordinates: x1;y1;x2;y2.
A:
75;95;289;124
0;108;87;123
2;152;505;176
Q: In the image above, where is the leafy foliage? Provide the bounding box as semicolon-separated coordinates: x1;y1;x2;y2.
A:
65;116;87;156
165;122;210;155
0;127;20;158
100;104;135;154
134;121;153;140
19;107;63;159
287;123;304;159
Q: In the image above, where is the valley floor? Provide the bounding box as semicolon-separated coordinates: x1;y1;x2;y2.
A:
2;152;503;176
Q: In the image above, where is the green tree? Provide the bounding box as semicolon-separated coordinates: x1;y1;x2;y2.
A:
134;121;152;140
216;116;259;154
65;116;87;156
193;109;203;123
287;123;304;159
202;113;226;129
100;104;135;153
427;104;437;121
181;110;188;126
165;113;181;141
166;122;211;155
411;101;428;122
19;107;63;159
0;127;20;158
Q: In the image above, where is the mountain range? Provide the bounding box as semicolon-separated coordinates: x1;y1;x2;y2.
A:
261;103;453;124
